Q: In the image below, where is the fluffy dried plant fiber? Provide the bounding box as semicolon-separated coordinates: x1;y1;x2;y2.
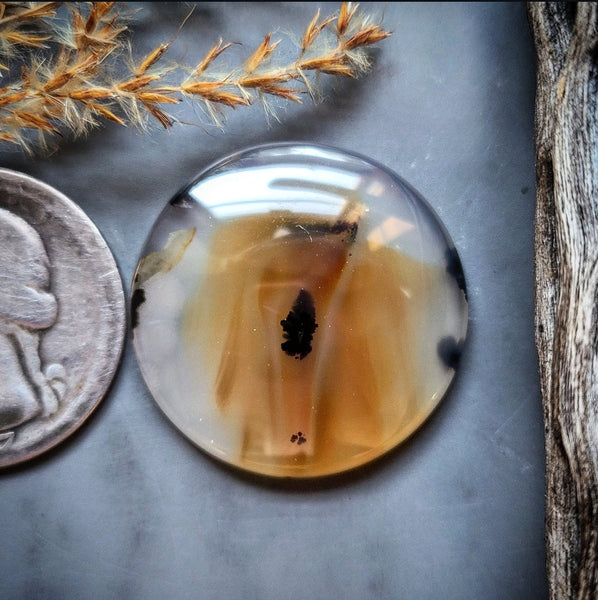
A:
0;2;391;152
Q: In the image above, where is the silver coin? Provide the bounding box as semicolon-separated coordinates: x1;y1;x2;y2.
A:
0;169;125;467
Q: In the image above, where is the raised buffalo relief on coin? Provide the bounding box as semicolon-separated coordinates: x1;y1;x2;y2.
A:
0;170;125;467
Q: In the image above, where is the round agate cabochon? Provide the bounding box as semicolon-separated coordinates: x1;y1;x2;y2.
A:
132;144;468;478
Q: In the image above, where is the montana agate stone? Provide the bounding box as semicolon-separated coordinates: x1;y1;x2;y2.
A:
131;144;468;478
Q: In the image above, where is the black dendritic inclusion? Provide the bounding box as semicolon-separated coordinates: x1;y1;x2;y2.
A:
130;287;146;330
306;219;358;244
281;289;318;360
291;431;307;445
437;336;463;370
445;246;467;300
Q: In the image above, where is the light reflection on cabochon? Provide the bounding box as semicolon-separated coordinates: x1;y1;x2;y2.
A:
131;144;468;478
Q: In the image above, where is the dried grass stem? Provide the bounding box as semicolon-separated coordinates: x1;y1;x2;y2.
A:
0;1;391;151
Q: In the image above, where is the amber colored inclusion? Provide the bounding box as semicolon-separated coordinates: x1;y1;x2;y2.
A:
131;144;468;478
182;208;447;477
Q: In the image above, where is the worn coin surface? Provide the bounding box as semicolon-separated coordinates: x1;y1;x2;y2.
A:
0;169;125;467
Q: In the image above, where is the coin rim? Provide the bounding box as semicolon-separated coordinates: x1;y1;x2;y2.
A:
0;168;126;468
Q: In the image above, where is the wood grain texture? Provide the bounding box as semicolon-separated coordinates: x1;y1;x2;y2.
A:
528;3;598;598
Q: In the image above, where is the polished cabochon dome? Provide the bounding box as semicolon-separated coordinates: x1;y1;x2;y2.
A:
131;143;468;478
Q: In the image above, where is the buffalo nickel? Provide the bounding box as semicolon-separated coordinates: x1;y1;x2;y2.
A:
0;169;125;467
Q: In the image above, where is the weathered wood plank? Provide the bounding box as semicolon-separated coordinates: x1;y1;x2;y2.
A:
528;3;598;598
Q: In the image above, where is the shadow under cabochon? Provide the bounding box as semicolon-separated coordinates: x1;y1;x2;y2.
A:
131;144;468;478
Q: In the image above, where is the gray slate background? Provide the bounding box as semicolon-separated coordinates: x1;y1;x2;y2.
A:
0;3;546;599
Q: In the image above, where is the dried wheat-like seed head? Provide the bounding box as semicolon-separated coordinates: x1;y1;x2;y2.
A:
0;2;391;152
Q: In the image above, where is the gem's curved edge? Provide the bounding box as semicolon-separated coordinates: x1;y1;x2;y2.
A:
130;143;469;479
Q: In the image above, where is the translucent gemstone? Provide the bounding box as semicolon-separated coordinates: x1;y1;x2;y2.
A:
131;144;468;478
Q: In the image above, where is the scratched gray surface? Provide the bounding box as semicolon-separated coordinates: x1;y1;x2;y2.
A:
0;3;546;599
